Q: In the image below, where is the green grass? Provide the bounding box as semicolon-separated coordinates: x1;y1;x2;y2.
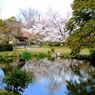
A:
15;47;71;55
0;47;90;57
80;48;90;55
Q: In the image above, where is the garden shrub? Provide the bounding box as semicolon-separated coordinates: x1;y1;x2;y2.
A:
0;52;19;64
0;44;13;51
21;51;32;61
52;42;60;46
0;56;14;64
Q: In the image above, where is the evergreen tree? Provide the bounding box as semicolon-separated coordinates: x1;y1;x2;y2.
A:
65;0;95;55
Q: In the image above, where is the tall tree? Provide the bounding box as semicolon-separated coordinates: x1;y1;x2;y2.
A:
65;0;95;55
47;9;70;41
18;8;40;29
0;17;22;45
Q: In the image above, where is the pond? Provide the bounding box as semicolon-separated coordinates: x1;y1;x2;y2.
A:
0;58;92;95
22;59;90;95
0;68;5;89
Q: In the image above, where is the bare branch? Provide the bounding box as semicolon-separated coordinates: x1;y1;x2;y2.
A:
18;8;40;29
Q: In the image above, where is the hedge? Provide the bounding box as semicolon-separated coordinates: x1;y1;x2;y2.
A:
0;44;13;51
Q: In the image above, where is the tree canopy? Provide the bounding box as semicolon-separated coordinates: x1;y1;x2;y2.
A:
0;17;22;45
65;0;95;55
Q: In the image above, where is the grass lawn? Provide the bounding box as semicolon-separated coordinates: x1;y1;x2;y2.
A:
0;46;90;56
15;47;71;55
80;48;90;55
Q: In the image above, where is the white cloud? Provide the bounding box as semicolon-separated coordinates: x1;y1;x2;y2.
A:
0;0;73;19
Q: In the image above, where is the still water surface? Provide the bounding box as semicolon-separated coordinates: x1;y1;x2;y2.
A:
0;59;90;95
22;59;89;95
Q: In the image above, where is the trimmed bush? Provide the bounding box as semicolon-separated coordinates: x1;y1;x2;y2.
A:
21;51;32;61
0;44;13;51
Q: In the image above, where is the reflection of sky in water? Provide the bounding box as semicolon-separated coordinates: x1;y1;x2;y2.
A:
0;82;5;89
23;78;67;95
0;68;5;89
23;78;49;95
0;69;4;76
0;59;89;95
22;75;79;95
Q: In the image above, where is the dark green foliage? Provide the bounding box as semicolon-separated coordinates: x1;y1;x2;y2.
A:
0;56;14;64
72;0;95;13
0;90;14;95
21;51;32;61
90;49;95;66
43;42;64;47
51;47;55;53
0;44;13;51
74;8;95;22
0;19;6;26
47;47;55;58
47;48;56;61
0;55;14;75
51;42;62;47
0;52;19;64
71;54;90;61
66;66;95;95
65;0;95;55
3;68;32;94
70;64;81;76
67;80;95;95
47;50;51;59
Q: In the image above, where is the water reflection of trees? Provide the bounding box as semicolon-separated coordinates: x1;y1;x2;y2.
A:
66;64;95;95
4;58;92;95
36;59;85;95
47;76;63;95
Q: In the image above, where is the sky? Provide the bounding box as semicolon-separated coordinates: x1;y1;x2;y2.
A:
0;0;73;19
